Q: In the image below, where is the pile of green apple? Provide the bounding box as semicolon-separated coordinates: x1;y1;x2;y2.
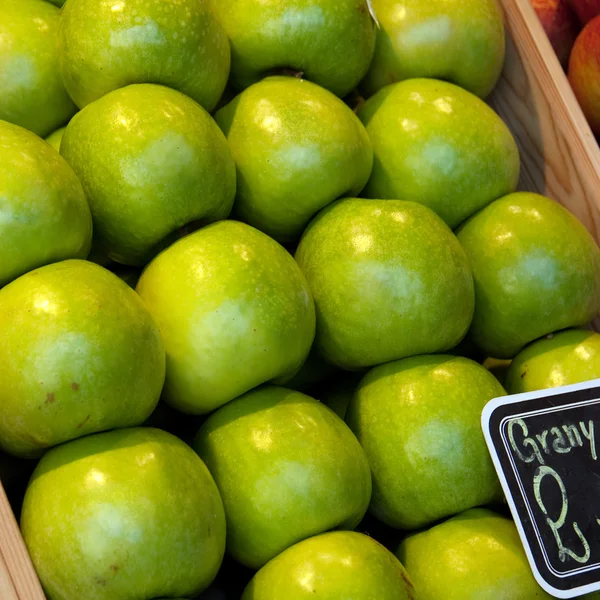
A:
2;0;600;599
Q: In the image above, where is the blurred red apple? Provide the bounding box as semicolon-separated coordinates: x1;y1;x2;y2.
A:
570;0;600;24
532;0;580;66
568;15;600;134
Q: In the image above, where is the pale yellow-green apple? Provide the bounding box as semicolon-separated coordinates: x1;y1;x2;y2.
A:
0;260;165;458
215;77;373;243
58;0;230;111
397;508;552;599
0;121;91;288
21;428;226;600
358;79;520;228
506;329;600;393
0;0;76;137
346;355;504;529
242;531;414;600
193;386;371;569
457;192;600;358
208;0;376;97
45;126;66;153
532;0;580;67
362;0;505;98
294;198;474;370
136;221;315;414
571;0;600;23
569;16;600;135
61;84;236;266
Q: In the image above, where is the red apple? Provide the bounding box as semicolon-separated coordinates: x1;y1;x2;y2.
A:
570;0;600;24
568;15;600;134
532;0;580;66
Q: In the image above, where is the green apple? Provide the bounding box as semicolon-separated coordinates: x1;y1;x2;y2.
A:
295;198;474;369
457;192;600;358
505;329;600;394
358;78;520;228
242;531;414;599
0;0;76;137
208;0;376;98
136;221;315;414
0;260;165;458
193;386;371;569
61;84;236;266
361;0;505;99
21;427;226;600
58;0;230;111
0;121;92;288
397;508;552;599
346;355;504;529
45;126;66;153
215;77;373;243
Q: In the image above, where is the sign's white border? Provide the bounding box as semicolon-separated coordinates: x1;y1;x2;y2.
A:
482;378;600;599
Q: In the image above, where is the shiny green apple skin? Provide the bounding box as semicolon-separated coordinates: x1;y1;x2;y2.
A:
194;386;372;569
45;126;66;153
506;329;600;394
0;121;92;288
58;0;230;111
457;192;600;358
362;0;505;99
0;260;165;458
397;508;552;599
215;77;373;244
208;0;376;98
0;0;76;137
61;84;235;266
358;79;520;228
136;221;315;415
242;531;414;600
21;428;226;600
347;355;503;529
295;198;474;369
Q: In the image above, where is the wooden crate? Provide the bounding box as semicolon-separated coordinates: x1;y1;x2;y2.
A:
1;0;600;597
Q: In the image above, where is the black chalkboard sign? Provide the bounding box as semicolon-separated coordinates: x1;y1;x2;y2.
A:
482;379;600;598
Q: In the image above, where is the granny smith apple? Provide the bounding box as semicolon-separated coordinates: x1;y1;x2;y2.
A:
457;192;600;358
358;79;520;228
242;531;414;599
346;355;503;529
194;386;372;569
58;0;230;111
295;198;474;369
136;221;315;414
505;329;600;393
397;508;552;599
0;260;165;458
361;0;505;98
215;77;373;243
0;121;92;288
208;0;376;98
61;84;236;266
45;126;66;153
21;428;226;600
0;0;76;137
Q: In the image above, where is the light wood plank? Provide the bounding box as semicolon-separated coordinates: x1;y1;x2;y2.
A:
0;482;45;600
491;0;600;242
